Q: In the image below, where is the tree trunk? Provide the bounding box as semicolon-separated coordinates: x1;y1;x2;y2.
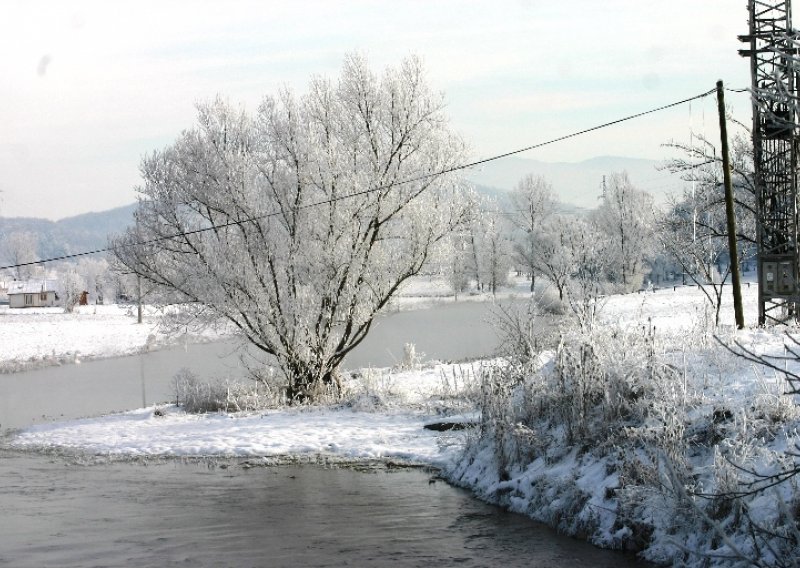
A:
283;361;339;404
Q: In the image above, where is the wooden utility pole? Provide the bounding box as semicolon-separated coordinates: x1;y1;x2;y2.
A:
136;214;143;324
717;80;745;329
137;274;143;324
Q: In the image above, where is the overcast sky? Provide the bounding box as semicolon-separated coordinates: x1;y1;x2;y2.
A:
1;1;752;220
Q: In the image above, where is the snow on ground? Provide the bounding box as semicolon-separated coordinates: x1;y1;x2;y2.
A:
4;277;800;566
8;362;479;467
390;273;535;310
0;304;233;373
446;281;800;566
0;272;754;375
0;275;522;374
600;279;761;332
0;278;785;468
9;405;461;465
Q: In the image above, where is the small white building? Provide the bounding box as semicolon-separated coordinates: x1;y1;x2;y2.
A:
7;280;60;308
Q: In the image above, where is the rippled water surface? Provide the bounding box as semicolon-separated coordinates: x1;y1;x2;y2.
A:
0;452;647;568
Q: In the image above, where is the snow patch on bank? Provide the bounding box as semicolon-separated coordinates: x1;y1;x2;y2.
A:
10;405;463;465
7;361;482;465
0;304;235;373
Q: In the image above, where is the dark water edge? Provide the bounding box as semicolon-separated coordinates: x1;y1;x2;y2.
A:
0;450;649;568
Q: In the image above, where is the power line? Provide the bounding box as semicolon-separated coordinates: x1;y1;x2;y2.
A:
0;87;717;273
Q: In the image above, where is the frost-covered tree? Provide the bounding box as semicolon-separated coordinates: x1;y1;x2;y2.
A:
661;201;733;326
444;187;482;297
565;217;609;330
476;201;513;295
591;172;656;292
105;270;137;304
464;191;486;292
77;258;112;304
447;190;514;295
2;231;40;280
528;214;608;313
59;267;85;313
662;124;756;252
529;215;575;301
445;231;471;299
462;195;512;295
660;124;756;325
509;175;556;292
113;54;468;401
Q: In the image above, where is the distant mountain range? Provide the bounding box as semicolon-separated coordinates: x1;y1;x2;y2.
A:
0;203;137;262
0;155;686;263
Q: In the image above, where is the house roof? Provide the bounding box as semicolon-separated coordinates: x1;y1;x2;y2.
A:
7;279;60;295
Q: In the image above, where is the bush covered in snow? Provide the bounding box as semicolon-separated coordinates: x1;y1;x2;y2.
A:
172;368;282;413
447;319;800;567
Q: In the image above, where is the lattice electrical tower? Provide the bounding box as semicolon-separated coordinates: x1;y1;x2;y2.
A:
740;0;800;324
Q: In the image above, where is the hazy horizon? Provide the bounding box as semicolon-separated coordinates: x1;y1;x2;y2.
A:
0;153;686;222
2;1;750;219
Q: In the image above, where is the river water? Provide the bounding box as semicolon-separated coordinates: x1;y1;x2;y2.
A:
0;301;648;567
1;301;520;431
0;452;649;568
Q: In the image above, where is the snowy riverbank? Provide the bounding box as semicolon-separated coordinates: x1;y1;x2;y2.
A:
0;304;236;373
4;281;800;566
7;361;480;466
446;282;800;566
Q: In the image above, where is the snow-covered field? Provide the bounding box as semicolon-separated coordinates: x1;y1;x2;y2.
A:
0;304;235;373
4;280;800;566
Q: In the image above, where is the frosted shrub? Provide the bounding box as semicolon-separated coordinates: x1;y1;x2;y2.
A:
688;302;716;347
473;318;685;476
526;325;681;449
338;368;399;411
751;369;800;428
618;337;800;566
451;319;703;553
477;362;526;475
490;300;554;365
400;343;423;370
452;309;800;565
533;285;568;315
172;367;276;413
664;440;800;567
436;364;481;404
60;269;85;314
172;369;225;412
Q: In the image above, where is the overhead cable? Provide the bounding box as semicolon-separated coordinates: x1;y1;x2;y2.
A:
0;87;717;272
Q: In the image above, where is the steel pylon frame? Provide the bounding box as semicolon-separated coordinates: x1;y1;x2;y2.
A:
739;0;800;325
